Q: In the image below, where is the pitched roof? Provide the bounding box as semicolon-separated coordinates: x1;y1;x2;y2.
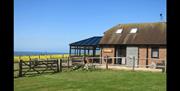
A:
99;22;166;45
70;36;102;46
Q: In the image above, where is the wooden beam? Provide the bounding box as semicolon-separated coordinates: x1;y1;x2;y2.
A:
100;47;102;64
69;46;71;57
84;47;86;56
84;47;85;56
77;46;79;56
74;46;76;56
93;47;96;57
88;48;90;55
146;46;149;68
79;47;81;56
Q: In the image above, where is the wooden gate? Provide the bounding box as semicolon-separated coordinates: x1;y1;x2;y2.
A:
19;59;61;77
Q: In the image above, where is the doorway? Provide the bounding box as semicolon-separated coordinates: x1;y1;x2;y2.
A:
116;46;126;64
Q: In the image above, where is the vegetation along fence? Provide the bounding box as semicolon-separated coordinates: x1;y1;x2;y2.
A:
14;55;166;77
69;56;167;72
14;54;69;62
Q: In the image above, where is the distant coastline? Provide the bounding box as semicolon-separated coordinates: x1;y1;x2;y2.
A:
14;51;68;56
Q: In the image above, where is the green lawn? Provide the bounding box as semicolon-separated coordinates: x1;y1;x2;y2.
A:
14;70;166;91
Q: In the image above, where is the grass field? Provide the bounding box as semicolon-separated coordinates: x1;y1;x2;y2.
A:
14;70;166;91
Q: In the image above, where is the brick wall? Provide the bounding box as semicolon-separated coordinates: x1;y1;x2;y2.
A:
138;47;147;67
100;46;166;67
139;46;166;68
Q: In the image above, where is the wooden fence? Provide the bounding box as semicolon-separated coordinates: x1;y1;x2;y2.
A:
14;59;61;77
70;56;166;73
14;57;73;77
14;56;166;78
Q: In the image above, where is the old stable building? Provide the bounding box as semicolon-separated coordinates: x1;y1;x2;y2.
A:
70;22;166;67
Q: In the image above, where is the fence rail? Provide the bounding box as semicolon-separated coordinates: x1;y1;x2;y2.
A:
69;56;166;72
14;57;74;77
18;59;60;77
14;56;166;78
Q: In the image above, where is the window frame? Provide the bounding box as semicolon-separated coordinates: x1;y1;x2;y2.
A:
151;47;159;58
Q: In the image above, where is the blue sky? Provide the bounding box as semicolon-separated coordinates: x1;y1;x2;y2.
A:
14;0;166;53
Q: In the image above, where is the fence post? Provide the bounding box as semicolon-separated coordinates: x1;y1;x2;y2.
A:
100;57;102;64
165;59;166;73
29;56;31;61
132;56;135;71
67;57;69;68
83;56;86;64
162;60;166;73
60;59;62;72
57;59;60;72
105;56;108;70
19;56;21;61
29;61;32;69
92;57;94;65
19;60;23;77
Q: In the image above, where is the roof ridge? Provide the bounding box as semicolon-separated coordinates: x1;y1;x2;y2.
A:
69;36;102;46
100;22;166;45
118;22;166;25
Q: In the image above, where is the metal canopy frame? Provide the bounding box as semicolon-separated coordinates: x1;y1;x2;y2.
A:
69;36;102;57
69;45;100;57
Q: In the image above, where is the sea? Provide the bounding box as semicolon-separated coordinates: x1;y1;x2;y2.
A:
14;51;68;56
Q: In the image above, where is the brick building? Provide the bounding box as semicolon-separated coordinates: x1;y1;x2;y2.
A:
69;22;166;67
99;22;166;67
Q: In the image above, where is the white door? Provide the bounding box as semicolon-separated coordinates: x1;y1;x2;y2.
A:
126;47;138;66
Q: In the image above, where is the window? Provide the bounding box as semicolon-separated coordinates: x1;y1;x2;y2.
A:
151;47;159;58
130;28;138;33
116;29;123;33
